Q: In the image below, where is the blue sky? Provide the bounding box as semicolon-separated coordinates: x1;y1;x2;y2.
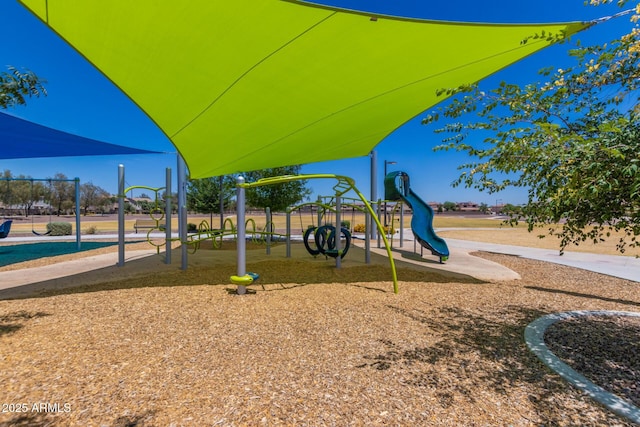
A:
1;0;633;205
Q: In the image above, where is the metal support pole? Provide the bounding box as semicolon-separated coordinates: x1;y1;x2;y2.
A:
286;211;291;258
236;176;246;278
364;210;371;264
369;150;377;240
383;159;397;229
265;207;271;255
118;164;125;267
219;175;224;229
399;201;404;248
335;193;341;269
177;155;188;270
165;167;172;265
74;177;81;250
287;211;291;258
377;199;382;249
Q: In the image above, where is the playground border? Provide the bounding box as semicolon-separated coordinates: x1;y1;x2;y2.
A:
524;310;640;424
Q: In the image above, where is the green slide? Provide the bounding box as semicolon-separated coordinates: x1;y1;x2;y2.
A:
384;171;449;262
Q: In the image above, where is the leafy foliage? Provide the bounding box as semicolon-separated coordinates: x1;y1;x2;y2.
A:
187;175;236;214
0;66;47;109
442;201;458;212
80;182;111;215
50;173;75;215
243;166;311;212
47;222;72;236
423;2;640;253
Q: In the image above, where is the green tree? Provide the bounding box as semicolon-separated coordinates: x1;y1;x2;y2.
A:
423;2;640;253
162;191;178;214
80;182;110;215
50;173;75;215
9;175;33;216
0;170;15;209
442;201;457;212
0;66;47;109
243;166;311;212
478;202;490;214
502;203;522;216
187;175;236;227
0;171;52;216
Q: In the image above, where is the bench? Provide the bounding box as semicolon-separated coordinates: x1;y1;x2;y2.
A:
134;219;159;233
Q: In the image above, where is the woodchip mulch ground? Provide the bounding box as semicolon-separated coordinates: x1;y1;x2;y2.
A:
0;241;638;426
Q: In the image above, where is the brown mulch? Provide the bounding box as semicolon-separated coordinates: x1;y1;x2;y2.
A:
545;315;640;407
0;244;638;426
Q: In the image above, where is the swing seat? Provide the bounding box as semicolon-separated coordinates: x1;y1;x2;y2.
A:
32;229;52;236
324;249;342;258
0;220;12;239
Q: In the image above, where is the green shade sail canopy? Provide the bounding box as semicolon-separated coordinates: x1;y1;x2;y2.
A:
19;0;589;179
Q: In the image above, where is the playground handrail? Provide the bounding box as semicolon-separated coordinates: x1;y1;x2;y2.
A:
240;174;356;197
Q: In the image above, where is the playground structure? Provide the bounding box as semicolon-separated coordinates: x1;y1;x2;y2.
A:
122;184;170;254
116;163;290;265
289;199;356;259
114;164;447;295
0;177;82;249
0;220;12;239
232;174;399;293
185;213;288;254
25;1;594;299
117;165;174;267
385;171;450;263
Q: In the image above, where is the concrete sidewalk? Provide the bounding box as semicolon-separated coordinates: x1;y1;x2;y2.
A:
363;243;521;282
0;250;160;292
445;238;640;282
366;228;639;283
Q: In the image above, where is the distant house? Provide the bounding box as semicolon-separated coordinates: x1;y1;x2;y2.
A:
457;201;479;211
0;200;53;216
110;196;152;214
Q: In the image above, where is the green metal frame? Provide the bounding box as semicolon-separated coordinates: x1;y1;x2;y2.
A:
240;174;399;293
124;184;167;253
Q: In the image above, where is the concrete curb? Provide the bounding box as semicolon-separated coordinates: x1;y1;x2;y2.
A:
524;310;640;424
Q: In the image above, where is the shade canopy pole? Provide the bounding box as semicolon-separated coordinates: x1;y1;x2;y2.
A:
165;167;172;265
177;155;188;270
118;164;125;267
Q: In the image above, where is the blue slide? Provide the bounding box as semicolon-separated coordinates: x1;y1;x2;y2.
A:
384;171;449;262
